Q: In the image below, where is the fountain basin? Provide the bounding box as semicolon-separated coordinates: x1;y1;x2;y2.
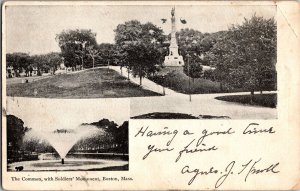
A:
8;159;128;171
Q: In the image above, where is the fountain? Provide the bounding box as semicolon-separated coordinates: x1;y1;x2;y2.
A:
40;126;100;164
21;125;102;164
8;118;129;171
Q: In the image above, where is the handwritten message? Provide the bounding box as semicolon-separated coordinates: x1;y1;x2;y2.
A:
134;123;279;188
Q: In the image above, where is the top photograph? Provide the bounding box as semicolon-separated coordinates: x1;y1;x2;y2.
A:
4;3;277;119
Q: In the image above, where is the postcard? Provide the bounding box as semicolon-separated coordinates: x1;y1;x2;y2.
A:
2;1;300;190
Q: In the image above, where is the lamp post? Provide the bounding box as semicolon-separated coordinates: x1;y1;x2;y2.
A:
82;42;87;70
107;60;110;74
127;67;130;80
186;54;191;102
161;74;166;95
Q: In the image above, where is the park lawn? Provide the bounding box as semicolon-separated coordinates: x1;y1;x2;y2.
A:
215;93;277;108
7;68;161;98
149;67;224;94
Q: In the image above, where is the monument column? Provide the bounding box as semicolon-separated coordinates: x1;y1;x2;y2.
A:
164;7;184;67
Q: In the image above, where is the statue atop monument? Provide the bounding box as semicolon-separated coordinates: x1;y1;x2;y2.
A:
164;6;184;67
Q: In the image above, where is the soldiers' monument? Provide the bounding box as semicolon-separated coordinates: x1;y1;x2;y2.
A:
164;7;184;67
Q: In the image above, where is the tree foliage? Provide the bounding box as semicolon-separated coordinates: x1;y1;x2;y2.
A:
73;119;129;154
207;15;277;93
6;53;32;77
114;20;166;85
176;29;205;79
98;43;115;65
183;61;202;80
86;45;100;71
56;29;97;69
177;28;204;57
7;115;29;151
7;115;31;163
31;52;62;75
6;52;62;77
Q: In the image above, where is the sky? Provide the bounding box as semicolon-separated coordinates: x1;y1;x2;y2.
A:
5;5;276;55
6;98;129;131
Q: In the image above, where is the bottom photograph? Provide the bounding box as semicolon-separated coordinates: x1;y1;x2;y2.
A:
6;98;129;171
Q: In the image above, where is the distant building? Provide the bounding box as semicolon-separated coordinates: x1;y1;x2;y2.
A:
6;66;15;78
55;62;68;74
60;62;66;70
32;67;38;76
6;66;39;78
201;65;216;72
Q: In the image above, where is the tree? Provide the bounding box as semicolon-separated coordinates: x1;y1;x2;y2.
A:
184;61;203;82
86;45;100;71
6;53;32;77
56;29;97;70
114;20;166;85
73;119;127;153
28;53;61;76
125;42;162;85
206;32;234;91
7;115;30;162
207;15;277;98
115;121;128;154
98;43;115;66
176;28;206;81
45;52;62;74
177;28;204;58
199;31;227;54
203;69;214;80
31;55;44;76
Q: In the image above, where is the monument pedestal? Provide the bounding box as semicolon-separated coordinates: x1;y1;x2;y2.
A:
164;55;184;67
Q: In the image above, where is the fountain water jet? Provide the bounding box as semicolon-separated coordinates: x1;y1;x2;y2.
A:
35;125;102;164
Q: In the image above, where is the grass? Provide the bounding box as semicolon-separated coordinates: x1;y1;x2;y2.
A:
215;93;277;108
149;67;224;94
7;68;161;98
132;112;230;119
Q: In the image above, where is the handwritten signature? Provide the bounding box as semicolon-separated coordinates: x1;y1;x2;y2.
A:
181;158;279;188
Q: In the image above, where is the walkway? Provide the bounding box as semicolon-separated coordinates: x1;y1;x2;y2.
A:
6;75;53;85
6;68;93;85
109;66;277;119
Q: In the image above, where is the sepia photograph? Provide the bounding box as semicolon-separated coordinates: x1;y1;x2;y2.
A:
5;98;129;171
5;4;277;119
